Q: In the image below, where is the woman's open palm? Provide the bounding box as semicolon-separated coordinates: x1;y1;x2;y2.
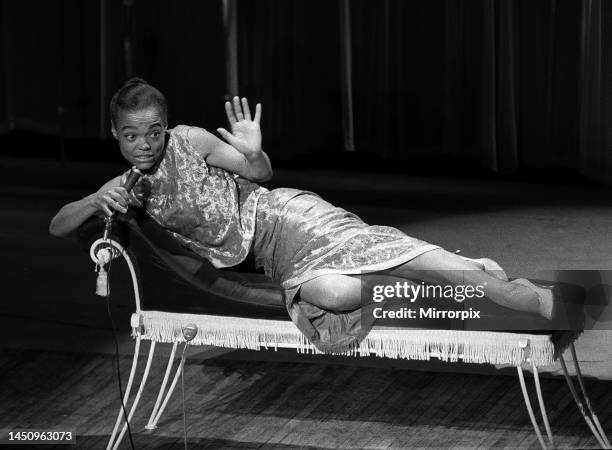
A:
217;96;262;157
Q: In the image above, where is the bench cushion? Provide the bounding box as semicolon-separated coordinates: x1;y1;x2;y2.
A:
78;214;287;320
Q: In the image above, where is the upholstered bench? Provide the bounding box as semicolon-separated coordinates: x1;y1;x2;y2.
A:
77;214;610;450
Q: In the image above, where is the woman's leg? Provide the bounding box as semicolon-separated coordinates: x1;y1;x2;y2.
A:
385;249;552;318
298;249;552;319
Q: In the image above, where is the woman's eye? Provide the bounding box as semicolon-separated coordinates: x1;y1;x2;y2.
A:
124;135;135;141
150;131;161;138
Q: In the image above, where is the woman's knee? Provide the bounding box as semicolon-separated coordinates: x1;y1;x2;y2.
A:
300;275;361;311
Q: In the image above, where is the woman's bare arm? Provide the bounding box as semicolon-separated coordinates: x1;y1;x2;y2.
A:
48;176;137;237
188;97;273;182
187;127;273;182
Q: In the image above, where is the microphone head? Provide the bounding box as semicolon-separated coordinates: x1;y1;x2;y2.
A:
123;167;143;193
182;324;198;342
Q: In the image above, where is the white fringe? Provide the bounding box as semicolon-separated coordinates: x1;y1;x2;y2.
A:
133;311;558;366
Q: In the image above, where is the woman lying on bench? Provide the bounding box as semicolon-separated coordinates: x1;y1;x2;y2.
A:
49;78;560;352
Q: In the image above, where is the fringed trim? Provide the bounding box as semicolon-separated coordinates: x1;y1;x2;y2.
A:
133;311;562;366
135;310;310;352
362;329;557;366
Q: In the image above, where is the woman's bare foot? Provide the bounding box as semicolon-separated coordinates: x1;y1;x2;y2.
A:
461;257;509;281
512;278;554;320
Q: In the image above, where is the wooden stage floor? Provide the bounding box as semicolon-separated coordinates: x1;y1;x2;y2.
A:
1;343;610;449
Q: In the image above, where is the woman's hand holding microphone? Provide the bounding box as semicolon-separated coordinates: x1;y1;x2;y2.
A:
91;169;144;216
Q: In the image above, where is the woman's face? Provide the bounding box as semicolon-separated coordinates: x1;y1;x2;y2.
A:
112;106;167;171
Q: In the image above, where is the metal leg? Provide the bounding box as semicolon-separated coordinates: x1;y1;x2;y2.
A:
570;344;611;448
560;351;610;448
149;344;189;429
106;336;141;450
110;340;157;450
517;365;548;450
145;341;178;430
532;362;554;448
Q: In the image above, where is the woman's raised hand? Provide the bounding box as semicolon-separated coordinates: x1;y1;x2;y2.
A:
217;96;262;158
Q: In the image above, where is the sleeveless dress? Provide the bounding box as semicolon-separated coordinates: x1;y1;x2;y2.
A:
138;126;440;352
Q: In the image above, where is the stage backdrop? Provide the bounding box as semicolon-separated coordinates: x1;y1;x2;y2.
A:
0;0;225;140
1;0;611;183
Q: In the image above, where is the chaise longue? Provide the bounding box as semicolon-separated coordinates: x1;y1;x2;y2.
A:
77;213;611;450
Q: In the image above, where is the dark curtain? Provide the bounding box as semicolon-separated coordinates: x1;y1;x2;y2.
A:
444;0;520;172
0;0;11;134
350;0;446;160
236;0;342;160
444;0;581;173
128;1;226;130
1;0;610;185
519;0;581;169
579;0;612;184
340;0;583;174
0;0;102;138
0;0;225;143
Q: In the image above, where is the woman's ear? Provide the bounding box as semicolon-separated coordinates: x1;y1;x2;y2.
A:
111;126;118;140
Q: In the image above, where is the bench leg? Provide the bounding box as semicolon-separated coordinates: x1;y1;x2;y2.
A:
145;341;178;430
108;340;157;450
531;362;554;447
148;343;189;429
106;336;141;450
517;365;549;449
559;344;611;449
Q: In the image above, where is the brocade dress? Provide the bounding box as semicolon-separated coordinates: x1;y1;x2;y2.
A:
138;126;440;352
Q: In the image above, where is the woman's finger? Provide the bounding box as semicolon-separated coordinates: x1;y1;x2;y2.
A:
233;96;244;121
102;205;113;216
254;103;262;124
115;187;131;202
224;101;236;126
241;97;251;121
108;191;127;206
104;194;127;212
217;128;236;145
111;202;128;213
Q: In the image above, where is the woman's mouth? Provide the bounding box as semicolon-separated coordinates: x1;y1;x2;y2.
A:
135;154;154;162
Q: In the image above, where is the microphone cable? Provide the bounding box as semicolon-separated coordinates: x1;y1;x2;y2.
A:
180;324;197;450
104;228;136;450
181;343;188;450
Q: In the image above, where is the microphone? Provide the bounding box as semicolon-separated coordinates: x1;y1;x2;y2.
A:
122;167;144;192
95;167;145;297
100;166;144;253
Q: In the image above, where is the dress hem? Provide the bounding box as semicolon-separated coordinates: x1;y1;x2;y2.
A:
280;243;442;294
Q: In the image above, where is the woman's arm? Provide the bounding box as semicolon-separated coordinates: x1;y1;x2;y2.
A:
48;176;137;237
188;97;273;182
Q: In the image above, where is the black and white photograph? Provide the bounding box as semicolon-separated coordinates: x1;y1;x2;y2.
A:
1;0;611;448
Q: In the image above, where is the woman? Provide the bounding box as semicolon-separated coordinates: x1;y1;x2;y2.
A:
50;78;554;352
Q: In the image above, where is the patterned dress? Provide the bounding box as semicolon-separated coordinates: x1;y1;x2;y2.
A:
138;125;440;352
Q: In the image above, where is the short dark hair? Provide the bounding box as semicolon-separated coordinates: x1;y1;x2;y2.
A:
110;77;168;126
